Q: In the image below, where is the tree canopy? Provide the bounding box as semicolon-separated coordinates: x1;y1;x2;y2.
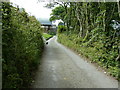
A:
50;6;65;21
55;2;120;80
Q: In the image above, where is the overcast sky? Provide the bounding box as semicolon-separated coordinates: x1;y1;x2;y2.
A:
10;0;63;26
10;0;52;19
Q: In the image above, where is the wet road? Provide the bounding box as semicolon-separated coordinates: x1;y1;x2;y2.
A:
32;36;118;88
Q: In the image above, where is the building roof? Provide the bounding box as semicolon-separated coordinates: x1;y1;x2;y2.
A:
38;18;52;26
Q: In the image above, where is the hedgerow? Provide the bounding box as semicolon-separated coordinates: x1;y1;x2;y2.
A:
58;33;119;80
2;2;44;88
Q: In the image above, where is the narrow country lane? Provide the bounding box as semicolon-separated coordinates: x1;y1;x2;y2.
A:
32;36;118;88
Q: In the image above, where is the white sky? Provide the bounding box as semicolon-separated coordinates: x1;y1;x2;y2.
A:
10;0;52;19
10;0;63;26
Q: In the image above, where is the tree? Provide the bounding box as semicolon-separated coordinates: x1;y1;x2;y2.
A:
49;6;65;21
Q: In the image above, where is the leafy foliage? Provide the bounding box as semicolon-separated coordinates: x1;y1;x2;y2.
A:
2;2;44;88
58;33;119;80
56;2;120;80
49;6;65;21
57;25;66;34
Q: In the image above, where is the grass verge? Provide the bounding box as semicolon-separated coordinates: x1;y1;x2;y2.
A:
58;33;119;80
42;33;53;40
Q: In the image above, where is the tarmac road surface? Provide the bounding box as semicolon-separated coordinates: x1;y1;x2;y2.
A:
32;36;118;88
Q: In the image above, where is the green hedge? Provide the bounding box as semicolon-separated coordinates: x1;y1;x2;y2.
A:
58;33;119;80
57;25;66;34
2;2;44;88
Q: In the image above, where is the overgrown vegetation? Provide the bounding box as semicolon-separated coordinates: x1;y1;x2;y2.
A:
58;33;119;79
2;2;44;88
50;2;120;80
57;25;66;33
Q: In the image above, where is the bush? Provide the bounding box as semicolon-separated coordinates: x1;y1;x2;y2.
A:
48;31;56;35
2;2;44;88
57;25;66;33
58;33;119;80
